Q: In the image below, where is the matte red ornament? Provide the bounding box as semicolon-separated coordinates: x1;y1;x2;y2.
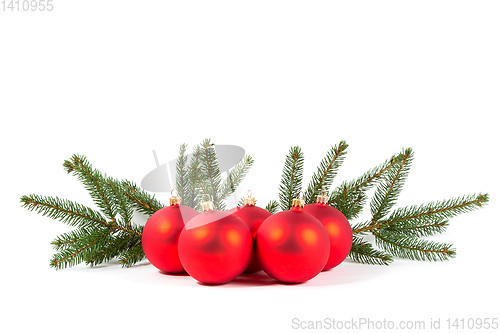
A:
178;201;252;285
255;198;330;284
228;192;272;273
142;194;198;274
303;194;353;270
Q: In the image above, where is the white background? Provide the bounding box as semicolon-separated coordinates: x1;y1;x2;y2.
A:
1;1;499;332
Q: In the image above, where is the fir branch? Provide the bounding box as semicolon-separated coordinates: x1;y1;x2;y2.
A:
304;141;348;204
385;193;488;226
21;194;108;229
350;220;373;235
121;180;164;216
385;218;450;237
219;155;254;202
374;231;456;261
86;232;135;267
176;143;190;203
370;148;413;222
50;228;113;269
352;193;488;235
329;151;400;219
23;155;147;269
265;200;280;214
188;144;209;211
348;237;393;265
119;241;145;268
63;154;116;221
51;228;98;251
106;177;133;226
331;187;368;221
279;146;304;211
200;139;224;210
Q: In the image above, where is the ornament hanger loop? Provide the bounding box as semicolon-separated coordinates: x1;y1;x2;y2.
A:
320;187;327;196
200;194;214;212
243;190;256;206
317;187;328;204
169;189;182;206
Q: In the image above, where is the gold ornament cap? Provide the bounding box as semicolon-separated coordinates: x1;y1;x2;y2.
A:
292;198;305;208
200;195;215;212
243;190;256;206
316;188;328;204
292;191;305;208
169;189;182;206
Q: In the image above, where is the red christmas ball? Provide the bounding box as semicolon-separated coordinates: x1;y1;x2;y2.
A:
255;202;330;284
142;203;198;274
178;207;252;285
303;202;353;270
228;203;272;273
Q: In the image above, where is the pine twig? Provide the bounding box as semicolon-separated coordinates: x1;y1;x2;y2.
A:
304;141;348;204
279;146;304;211
119;241;145;268
200;139;224;210
49;228;113;269
22;155;145;269
106;177;134;226
352;193;489;235
219;155;254;202
329;151;401;220
370;148;413;222
63;154;120;222
121;180;164;216
385;193;489;225
385;219;450;237
21;194;108;229
348;237;393;265
176;143;190;204
373;231;456;262
188;144;208;211
265;200;280;214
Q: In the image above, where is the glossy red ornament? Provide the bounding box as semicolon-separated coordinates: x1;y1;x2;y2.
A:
304;197;353;270
142;195;198;274
178;202;252;285
255;199;330;283
228;194;272;273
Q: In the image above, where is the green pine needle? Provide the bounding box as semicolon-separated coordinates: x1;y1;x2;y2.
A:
219;155;254;202
176;143;191;205
119;241;145;268
374;231;456;261
188;144;208;211
349;237;393;265
265;200;280;214
200;139;224;210
329;151;400;220
279;146;304;211
304;141;348;204
63;154;116;221
121;180;164;216
370;148;413;222
21;194;108;229
385;193;489;225
106;177;134;226
384;218;450;237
